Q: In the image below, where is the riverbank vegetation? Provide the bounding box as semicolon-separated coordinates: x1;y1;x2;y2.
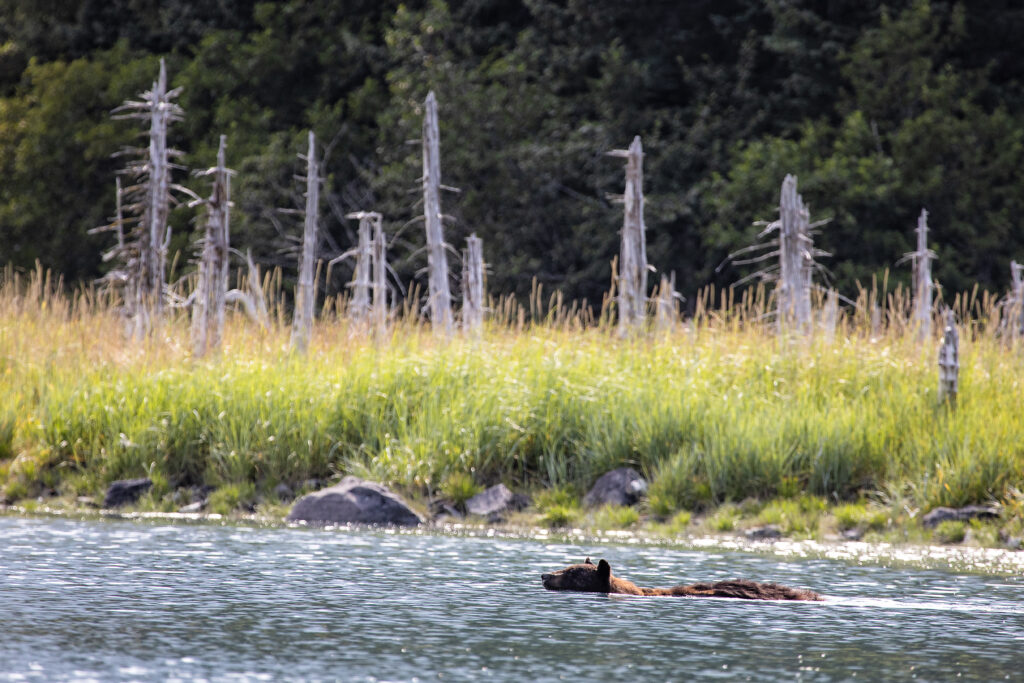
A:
2;268;1022;548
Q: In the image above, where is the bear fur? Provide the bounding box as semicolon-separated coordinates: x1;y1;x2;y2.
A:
541;558;822;601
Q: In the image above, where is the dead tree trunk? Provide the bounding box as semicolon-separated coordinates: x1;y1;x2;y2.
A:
718;174;828;336
337;211;381;331
654;272;678;332
350;212;374;326
821;288;839;343
462;233;485;334
144;59;173;321
938;309;959;405
777;174;812;333
422;91;453;332
907;208;935;340
371;215;388;340
224;249;269;330
105;58;186;339
291;130;320;353
190;135;232;357
609;136;647;330
1010;260;1023;340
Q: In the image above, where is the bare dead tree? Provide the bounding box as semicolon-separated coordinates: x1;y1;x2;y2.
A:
461;233;485;334
189;135;234;357
717;174;830;335
898;208;936;340
371;216;389;340
422;91;453;333
291;131;320;353
938;308;959;405
106;58;192;337
654;271;681;332
608;136;647;331
1008;260;1023;341
330;211;380;330
224;249;270;331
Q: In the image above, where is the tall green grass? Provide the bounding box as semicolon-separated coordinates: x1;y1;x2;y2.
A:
2;264;1023;517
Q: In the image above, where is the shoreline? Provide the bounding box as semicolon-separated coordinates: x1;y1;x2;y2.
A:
4;503;1023;577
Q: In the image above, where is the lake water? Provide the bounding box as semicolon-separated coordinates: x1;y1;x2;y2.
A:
1;515;1022;681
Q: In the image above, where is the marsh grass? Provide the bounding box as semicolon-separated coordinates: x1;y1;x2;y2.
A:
591;504;641;530
934;520;967;544
440;472;483;510
2;264;1024;531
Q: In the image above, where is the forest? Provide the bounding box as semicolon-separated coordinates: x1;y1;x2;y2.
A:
1;0;1022;308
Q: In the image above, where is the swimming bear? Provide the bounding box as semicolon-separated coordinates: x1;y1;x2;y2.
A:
541;558;822;601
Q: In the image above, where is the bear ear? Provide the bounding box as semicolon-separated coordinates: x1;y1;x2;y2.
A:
597;559;611;579
584;557;594;565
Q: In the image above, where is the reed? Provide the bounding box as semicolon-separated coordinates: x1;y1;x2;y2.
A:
2;264;1023;520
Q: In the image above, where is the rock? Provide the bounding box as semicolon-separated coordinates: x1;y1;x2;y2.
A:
103;478;153;508
274;483;295;502
465;484;529;517
286;476;422;527
921;505;1000;528
744;524;783;541
430;500;463;520
998;529;1023;551
583;468;647;508
841;527;865;541
178;501;205;513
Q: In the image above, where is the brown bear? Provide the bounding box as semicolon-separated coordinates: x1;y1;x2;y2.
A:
541;558;822;601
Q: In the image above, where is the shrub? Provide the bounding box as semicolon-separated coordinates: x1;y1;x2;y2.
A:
934;520;966;544
541;504;579;528
592;504;640;529
440;471;482;510
207;482;256;515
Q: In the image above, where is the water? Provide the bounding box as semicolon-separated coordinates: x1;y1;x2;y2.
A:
1;516;1022;681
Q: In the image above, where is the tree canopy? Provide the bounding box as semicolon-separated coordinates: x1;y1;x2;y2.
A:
1;0;1022;307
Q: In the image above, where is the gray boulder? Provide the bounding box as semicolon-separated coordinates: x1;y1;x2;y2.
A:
921;505;1000;528
465;484;530;518
583;467;647;508
103;478;153;508
286;476;422;527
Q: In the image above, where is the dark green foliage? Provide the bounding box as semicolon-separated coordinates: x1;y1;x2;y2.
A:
0;0;1022;305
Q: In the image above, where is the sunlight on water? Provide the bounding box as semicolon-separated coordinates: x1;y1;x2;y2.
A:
0;515;1022;681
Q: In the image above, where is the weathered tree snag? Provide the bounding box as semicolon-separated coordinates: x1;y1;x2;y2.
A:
1009;260;1023;341
422;91;453;333
335;211;384;334
462;233;485;334
654;272;679;332
777;174;813;333
902;208;936;340
291;130;320;353
190;135;232;357
371;215;389;340
718;174;828;337
938;309;959;405
104;58;187;339
609;136;647;331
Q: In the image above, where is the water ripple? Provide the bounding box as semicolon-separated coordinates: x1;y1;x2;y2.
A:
0;516;1022;681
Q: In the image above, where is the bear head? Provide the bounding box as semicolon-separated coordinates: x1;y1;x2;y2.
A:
541;557;612;592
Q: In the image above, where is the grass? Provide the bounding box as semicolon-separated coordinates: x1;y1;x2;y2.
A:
591;504;641;529
440;471;483;510
2;264;1024;548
